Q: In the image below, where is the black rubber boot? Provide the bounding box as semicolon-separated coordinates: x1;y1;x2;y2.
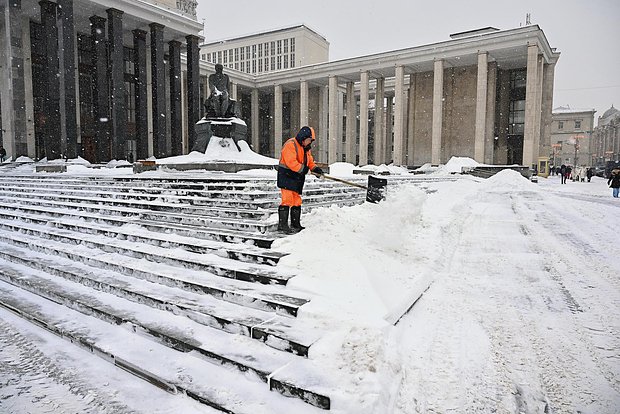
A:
290;206;304;232
277;205;293;234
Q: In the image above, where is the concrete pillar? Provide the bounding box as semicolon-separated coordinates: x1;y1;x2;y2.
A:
58;0;77;158
150;23;167;158
186;35;200;152
22;13;35;158
274;84;283;156
0;0;29;158
168;40;182;156
345;81;356;164
407;74;416;165
90;15;109;162
373;77;384;164
300;80;309;127
393;65;405;165
40;0;62;160
523;43;540;168
318;85;329;162
133;29;148;160
431;59;444;164
484;62;497;164
328;75;339;164
474;52;488;163
107;8;125;160
231;82;238;101
534;56;545;161
359;71;369;165
250;89;259;152
385;96;393;163
540;60;557;163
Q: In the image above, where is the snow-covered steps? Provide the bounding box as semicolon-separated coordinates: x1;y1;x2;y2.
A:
0;209;284;266
0;283;332;411
0;235;305;315
0;201;277;248
0;243;317;357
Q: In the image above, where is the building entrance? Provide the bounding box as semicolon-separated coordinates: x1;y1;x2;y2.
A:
506;135;523;165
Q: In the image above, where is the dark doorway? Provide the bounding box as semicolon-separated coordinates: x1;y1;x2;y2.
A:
506;135;523;165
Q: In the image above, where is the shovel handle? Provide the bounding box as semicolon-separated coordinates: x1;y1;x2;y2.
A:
312;172;368;190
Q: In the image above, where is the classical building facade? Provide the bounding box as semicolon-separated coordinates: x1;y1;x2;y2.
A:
591;105;620;164
200;25;329;75
550;106;596;167
1;7;559;169
0;0;202;162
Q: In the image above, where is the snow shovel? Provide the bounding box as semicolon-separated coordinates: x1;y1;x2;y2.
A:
312;172;387;203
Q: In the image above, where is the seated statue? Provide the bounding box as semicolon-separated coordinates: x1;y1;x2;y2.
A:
205;63;237;118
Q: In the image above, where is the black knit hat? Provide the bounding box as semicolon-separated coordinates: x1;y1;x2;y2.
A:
296;126;315;143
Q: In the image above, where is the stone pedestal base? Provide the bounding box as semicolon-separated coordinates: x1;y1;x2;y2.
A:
192;117;248;153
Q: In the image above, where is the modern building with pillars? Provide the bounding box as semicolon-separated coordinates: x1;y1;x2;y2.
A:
0;0;202;162
222;25;560;169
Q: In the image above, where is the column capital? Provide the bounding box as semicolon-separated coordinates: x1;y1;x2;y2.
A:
186;34;201;43
89;15;106;26
149;22;165;31
106;8;123;18
168;39;182;48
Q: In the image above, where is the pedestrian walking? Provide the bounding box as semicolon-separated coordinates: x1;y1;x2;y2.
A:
276;126;324;233
560;164;567;184
586;167;593;182
0;146;6;163
608;169;620;198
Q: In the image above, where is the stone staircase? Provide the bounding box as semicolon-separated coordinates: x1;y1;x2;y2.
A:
0;172;378;412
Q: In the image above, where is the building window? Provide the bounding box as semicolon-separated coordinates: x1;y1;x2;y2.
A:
283;55;288;69
252;60;256;73
277;55;281;70
245;46;250;59
508;100;525;135
223;51;227;64
277;40;282;54
234;48;239;62
283;39;288;54
258;43;262;58
575;120;582;130
217;51;222;63
558;121;564;130
264;57;269;71
201;53;206;60
240;62;244;72
264;42;269;56
234;62;238;70
271;56;275;71
228;49;233;62
290;38;295;52
258;59;263;73
252;44;256;58
246;63;250;73
291;53;295;67
206;53;211;62
240;47;244;61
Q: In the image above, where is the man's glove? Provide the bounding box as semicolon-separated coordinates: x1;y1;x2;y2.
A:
302;165;310;175
312;166;324;176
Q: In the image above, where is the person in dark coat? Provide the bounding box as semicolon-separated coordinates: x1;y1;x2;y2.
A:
0;146;6;163
560;164;567;184
586;167;593;182
608;169;620;198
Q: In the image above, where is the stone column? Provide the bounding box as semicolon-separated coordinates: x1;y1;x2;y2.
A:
186;35;200;152
231;82;238;101
345;81;356;164
474;52;488;163
274;84;283;156
133;29;148;160
385;96;393;163
300;80;309;127
327;76;339;164
432;59;444;164
523;43;540;168
484;62;497;164
407;74;416;165
359;71;369;165
107;8;125;160
90;15;109;162
168;40;182;155
58;0;77;159
318;85;329;162
251;88;259;152
150;23;166;158
373;77;384;164
540;60;557;163
393;65;405;165
40;0;62;160
0;0;29;158
534;56;545;161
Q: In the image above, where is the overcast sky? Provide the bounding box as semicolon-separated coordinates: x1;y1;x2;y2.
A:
197;0;619;122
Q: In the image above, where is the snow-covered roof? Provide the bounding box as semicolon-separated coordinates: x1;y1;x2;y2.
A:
553;105;596;114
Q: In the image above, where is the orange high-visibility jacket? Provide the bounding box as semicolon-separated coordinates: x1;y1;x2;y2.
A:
277;138;317;194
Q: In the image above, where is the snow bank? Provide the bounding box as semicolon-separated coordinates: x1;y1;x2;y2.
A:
157;137;277;165
436;156;480;174
482;169;537;192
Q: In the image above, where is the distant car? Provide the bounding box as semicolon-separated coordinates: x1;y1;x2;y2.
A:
593;166;605;177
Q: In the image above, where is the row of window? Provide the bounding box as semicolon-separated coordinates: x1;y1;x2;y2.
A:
201;38;296;73
558;120;582;130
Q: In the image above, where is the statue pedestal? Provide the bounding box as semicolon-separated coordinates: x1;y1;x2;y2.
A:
192;117;248;153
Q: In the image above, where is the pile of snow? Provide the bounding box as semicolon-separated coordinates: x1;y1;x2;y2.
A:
483;169;536;192
14;156;34;163
157;137;277;165
106;159;132;168
436;156;480;174
414;163;440;173
327;162;357;177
